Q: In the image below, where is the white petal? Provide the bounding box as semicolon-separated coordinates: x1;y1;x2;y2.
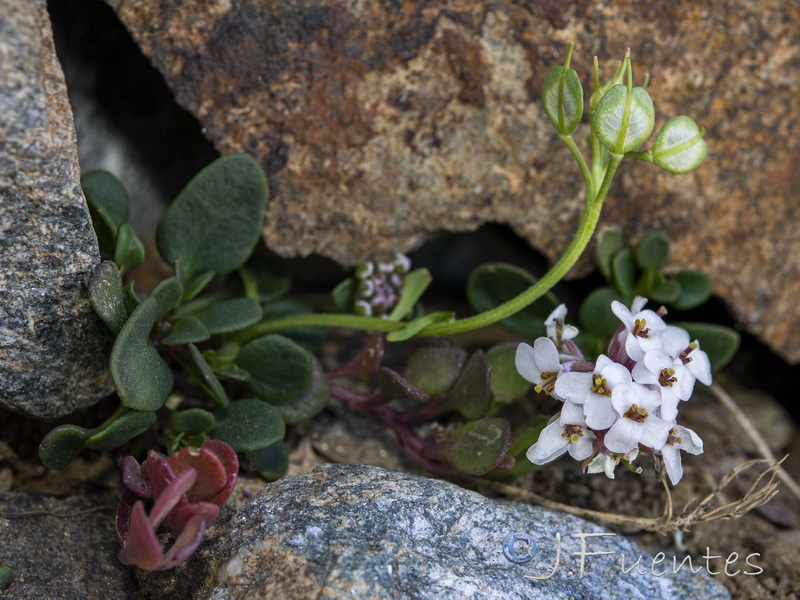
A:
515;343;540;384
553;372;592;404
587;454;615;479
641;415;672;451
562;324;580;340
584;394;617;430
545;304;568;325
631;296;648;313
610;301;635;328
632;362;658;385
610;384;636;416
526;422;568;464
670;365;695;400
601;362;633;388
676;426;704;454
658;392;680;421
533;337;561;373
594;354;614;371
567;433;596;461
643;349;672;374
636;385;663;413
604;419;641;454
661;326;690;358
624;334;645;362
634;310;667;336
686;346;712;386
559;400;587;426
661;446;683;485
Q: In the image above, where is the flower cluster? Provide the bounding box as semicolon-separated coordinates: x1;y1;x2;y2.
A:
116;440;238;570
516;298;710;485
353;253;411;317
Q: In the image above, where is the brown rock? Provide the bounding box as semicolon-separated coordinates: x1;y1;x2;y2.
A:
104;0;800;362
0;0;112;419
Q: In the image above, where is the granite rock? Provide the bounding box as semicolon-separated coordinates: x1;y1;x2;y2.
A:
0;490;136;599
136;464;731;600
0;0;112;419
103;0;800;363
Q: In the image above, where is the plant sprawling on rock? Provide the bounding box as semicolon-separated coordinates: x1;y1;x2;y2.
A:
37;44;756;572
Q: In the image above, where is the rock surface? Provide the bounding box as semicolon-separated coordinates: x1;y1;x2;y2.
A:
103;0;800;363
0;490;136;599
0;0;111;419
136;464;730;600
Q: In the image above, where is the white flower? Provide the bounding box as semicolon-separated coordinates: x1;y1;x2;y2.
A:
659;326;712;386
587;448;639;479
632;349;696;421
611;297;668;362
554;355;632;430
516;338;563;396
527;417;596;465
603;383;672;453
545;304;579;341
661;425;703;485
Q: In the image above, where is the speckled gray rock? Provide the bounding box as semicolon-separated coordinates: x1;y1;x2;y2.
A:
0;490;136;599
0;0;112;419
137;464;731;600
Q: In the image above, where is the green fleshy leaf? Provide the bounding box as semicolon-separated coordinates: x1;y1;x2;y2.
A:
213;398;285;452
156;154;269;283
0;566;12;590
426;417;511;476
187;297;262;334
331;278;355;311
150;277;184;319
89;260;127;334
38;425;93;470
635;232;670;270
239;254;291;304
114;223;145;276
596;228;622;281
542;63;584;135
486;343;530;403
387;268;432;321
81;170;129;255
123;281;141;314
212;362;251;382
385;311;454;342
187;343;229;407
674;322;740;372
611;248;637;297
484;415;549;480
259;298;325;350
647;275;681;304
579;286;625;338
162;316;210;345
84;410;157;451
466;263;559;338
653;115;707;174
592;84;655;153
235;334;312;404
240;440;288;481
111;297;174;411
174;408;217;435
180;270;215;301
672;270;713;310
434;350;491;420
273;354;329;424
403;342;468;396
378;368;429;405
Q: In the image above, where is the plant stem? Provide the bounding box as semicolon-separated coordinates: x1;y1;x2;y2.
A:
417;153;623;337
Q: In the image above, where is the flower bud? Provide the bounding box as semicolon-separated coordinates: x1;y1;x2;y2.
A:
652;115;707;174
541;43;584;135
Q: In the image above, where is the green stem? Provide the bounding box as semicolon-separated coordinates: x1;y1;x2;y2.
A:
560;134;592;196
417;163;620;338
231;313;404;345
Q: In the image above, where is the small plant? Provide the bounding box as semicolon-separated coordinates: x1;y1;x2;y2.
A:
36;43;778;571
116;440;238;570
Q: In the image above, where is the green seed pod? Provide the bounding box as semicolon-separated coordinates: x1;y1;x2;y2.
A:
591;83;655;153
541;43;584;135
652;115;707;174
